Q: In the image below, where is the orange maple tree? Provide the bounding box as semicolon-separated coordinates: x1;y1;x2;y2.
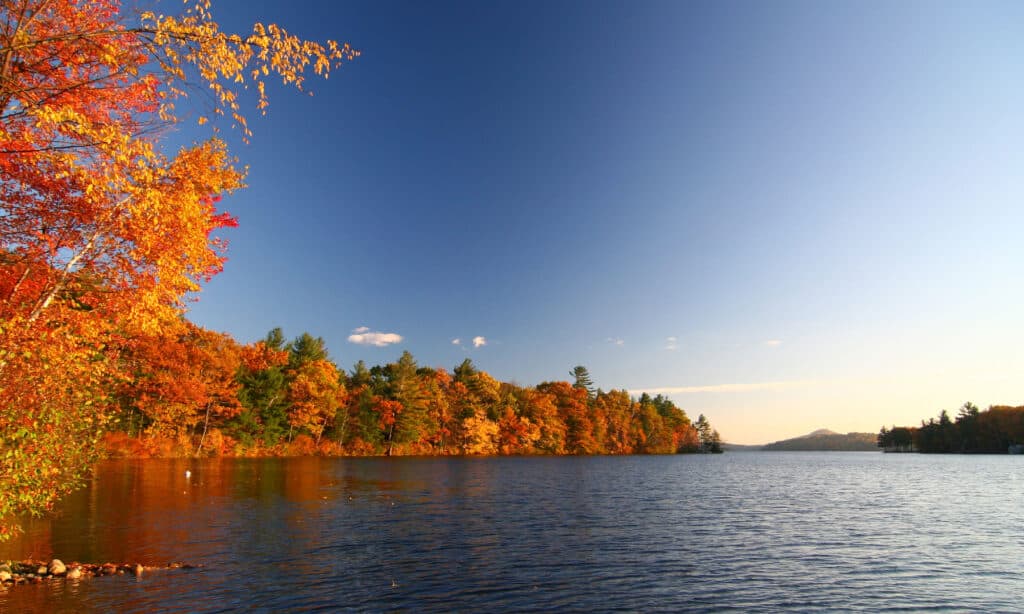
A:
0;0;357;538
119;322;243;454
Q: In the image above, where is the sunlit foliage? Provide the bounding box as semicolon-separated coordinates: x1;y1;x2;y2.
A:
0;0;357;538
100;327;710;462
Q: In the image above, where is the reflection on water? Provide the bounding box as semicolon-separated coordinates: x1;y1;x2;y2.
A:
2;453;1022;612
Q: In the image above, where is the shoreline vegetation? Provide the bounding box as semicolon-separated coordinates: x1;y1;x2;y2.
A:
878;403;1024;454
102;327;723;461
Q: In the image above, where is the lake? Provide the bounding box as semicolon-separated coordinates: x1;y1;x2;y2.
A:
1;452;1021;612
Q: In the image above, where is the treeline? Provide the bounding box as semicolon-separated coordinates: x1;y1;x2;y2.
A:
763;432;877;451
106;323;722;457
878;402;1024;453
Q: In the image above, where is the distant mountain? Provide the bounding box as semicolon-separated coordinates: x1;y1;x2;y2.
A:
762;430;878;451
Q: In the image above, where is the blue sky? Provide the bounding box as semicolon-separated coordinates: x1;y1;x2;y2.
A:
181;0;1024;444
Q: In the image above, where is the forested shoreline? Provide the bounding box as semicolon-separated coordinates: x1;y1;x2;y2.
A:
104;324;722;459
878;403;1024;453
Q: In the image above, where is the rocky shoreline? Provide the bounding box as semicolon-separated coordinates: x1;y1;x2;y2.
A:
0;559;199;586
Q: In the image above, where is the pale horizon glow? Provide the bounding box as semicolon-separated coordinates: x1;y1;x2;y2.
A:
631;379;820;396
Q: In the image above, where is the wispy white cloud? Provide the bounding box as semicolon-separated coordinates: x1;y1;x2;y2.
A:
664;336;678;351
630;380;820;395
606;337;625;346
764;339;782;347
451;338;461;346
472;336;487;348
348;327;403;347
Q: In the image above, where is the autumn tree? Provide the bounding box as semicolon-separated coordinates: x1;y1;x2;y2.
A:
118;321;243;455
449;365;502;456
421;367;456;453
0;0;357;537
496;395;540;455
517;388;566;454
286;359;344;446
373;397;404;456
635;404;665;453
592;390;636;454
276;332;343;445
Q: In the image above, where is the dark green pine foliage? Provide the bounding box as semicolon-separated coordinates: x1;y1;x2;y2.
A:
235;327;289;445
287;332;328;368
453;358;478;384
570;365;595;398
695;414;721;453
343;360;383;450
387;351;430;450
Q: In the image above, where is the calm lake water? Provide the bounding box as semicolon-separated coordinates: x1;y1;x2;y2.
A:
1;452;1021;612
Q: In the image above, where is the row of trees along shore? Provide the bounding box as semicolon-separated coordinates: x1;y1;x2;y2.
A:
878;402;1024;453
109;324;722;459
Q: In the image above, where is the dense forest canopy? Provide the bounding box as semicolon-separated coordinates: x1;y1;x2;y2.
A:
106;325;721;459
878;403;1024;453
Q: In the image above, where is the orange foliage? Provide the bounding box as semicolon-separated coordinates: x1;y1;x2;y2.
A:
286;359;344;444
122;322;242;448
0;0;356;535
497;408;540;455
538;382;597;454
241;341;289;372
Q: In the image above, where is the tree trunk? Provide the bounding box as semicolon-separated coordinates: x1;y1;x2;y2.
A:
196;403;212;456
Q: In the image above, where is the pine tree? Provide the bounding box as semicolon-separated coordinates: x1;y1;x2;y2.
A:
570;365;595;397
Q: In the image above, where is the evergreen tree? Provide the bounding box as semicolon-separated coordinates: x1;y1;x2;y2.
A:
454;358;478;384
388;351;429;450
708;429;723;453
288;332;328;368
695;414;713;452
235;328;290;445
349;360;372;388
570;365;595;397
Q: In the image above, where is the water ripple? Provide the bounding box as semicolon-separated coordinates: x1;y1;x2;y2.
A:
2;453;1022;612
